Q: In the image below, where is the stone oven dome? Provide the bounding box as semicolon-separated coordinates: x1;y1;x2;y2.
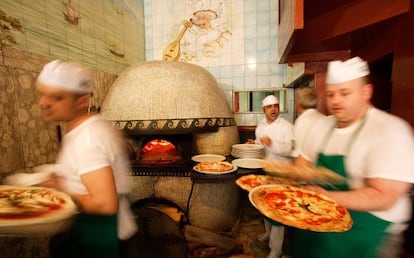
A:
101;61;239;155
102;61;232;121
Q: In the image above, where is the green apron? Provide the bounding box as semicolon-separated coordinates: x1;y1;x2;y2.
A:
68;213;120;258
291;118;390;258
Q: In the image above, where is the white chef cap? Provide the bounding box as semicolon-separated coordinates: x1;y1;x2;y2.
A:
37;60;94;94
262;95;279;107
326;56;370;84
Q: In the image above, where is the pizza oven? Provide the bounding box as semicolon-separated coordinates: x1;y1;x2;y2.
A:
100;61;242;256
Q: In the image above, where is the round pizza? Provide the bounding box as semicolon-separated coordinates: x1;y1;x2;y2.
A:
236;174;300;192
0;185;77;227
194;161;234;173
250;185;352;232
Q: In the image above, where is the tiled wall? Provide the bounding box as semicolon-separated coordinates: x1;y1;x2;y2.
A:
0;0;146;75
143;0;294;125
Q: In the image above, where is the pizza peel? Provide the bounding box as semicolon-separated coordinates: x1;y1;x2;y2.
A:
262;160;348;186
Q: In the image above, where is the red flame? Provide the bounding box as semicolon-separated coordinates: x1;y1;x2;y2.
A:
139;139;181;164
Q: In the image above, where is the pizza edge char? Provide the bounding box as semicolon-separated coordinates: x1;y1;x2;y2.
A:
251;185;353;232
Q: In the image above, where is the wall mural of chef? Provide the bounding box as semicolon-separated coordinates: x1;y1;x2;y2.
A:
159;0;243;66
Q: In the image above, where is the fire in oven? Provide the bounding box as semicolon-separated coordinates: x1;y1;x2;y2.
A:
127;133;196;176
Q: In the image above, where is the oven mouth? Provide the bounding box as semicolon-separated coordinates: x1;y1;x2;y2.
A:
127;134;196;176
138;139;181;165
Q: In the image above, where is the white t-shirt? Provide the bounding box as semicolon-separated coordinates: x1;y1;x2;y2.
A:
292;109;325;157
56;115;131;194
56;115;136;239
255;116;294;163
300;107;414;223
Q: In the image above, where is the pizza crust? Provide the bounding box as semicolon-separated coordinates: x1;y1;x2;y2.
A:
236;174;300;192
250;185;352;232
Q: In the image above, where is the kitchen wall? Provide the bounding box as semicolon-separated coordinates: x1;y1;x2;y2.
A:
0;0;145;175
143;0;294;125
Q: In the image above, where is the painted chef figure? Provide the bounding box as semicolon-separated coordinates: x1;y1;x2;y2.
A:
293;56;414;258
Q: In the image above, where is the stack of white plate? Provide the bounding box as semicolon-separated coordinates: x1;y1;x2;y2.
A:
231;144;265;159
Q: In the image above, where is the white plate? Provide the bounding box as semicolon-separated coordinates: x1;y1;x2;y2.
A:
232;158;264;169
231;152;264;159
232;144;264;151
191;154;226;162
193;165;238;175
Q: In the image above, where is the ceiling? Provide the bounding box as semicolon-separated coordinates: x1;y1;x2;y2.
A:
281;0;411;64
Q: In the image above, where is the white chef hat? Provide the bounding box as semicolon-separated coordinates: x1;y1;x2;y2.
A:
37;60;94;94
262;95;279;107
326;56;370;84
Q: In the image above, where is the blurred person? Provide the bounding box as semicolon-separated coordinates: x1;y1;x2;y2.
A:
292;57;414;258
291;86;325;158
36;60;137;258
251;95;294;258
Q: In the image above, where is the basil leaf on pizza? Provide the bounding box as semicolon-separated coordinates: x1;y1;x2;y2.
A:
249;185;352;232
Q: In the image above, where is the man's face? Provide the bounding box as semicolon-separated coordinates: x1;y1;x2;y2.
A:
36;84;79;123
263;104;279;123
325;78;372;127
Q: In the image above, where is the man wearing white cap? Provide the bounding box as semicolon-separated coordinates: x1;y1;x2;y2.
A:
36;60;136;258
252;94;293;258
292;56;414;258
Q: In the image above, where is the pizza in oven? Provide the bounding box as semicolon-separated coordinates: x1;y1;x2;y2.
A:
0;185;77;227
194;161;234;173
250;185;352;232
236;174;300;192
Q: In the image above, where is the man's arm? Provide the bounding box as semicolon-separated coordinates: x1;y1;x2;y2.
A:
306;178;412;212
70;166;118;215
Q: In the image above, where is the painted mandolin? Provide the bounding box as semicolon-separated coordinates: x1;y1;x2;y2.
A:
163;20;193;61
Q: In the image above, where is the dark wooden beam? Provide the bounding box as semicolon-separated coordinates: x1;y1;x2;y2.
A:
295;0;410;50
285;50;350;63
351;20;397;62
278;0;304;63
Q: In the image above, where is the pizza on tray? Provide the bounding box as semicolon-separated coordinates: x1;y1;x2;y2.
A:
250;185;352;232
262;161;346;184
236;174;300;192
194;161;234;173
0;185;77;226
